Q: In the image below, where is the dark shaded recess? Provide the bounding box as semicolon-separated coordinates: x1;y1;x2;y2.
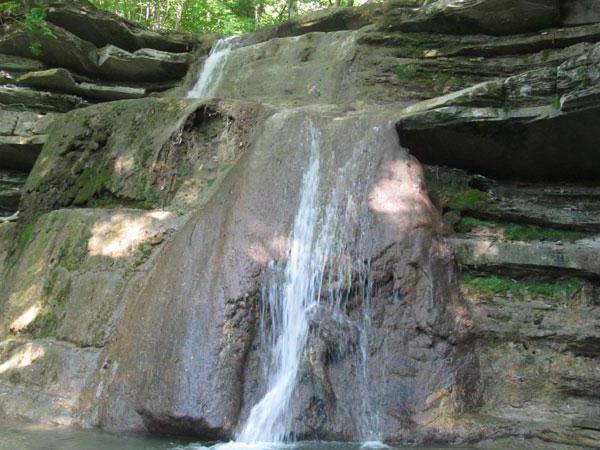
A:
0;143;42;171
137;409;231;440
397;107;600;181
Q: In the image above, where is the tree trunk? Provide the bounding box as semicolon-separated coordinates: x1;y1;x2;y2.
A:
287;0;297;20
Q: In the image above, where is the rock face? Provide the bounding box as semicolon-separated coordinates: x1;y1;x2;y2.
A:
396;42;600;180
1;0;600;449
396;0;561;36
0;0;205;218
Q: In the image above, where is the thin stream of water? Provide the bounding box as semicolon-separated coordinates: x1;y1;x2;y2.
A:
237;120;383;446
239;122;325;443
187;37;234;98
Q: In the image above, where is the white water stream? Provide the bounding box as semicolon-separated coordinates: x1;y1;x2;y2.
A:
187;37;234;98
239;122;327;443
186;39;386;447
236;120;384;446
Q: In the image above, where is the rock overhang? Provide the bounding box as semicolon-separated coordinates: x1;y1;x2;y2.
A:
397;102;600;181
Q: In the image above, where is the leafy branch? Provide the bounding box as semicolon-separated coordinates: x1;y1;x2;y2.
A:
0;2;56;56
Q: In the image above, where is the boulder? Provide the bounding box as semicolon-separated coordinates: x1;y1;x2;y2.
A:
183;31;360;105
561;0;600;26
397;0;560;35
0;84;85;112
17;68;146;101
22;97;263;214
85;107;467;442
45;2;198;53
95;45;189;82
0;53;46;73
0;25;99;77
0;207;187;424
0;109;56;137
449;236;600;278
425;165;600;231
0;25;190;82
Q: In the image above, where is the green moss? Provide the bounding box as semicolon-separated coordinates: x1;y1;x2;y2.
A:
27;270;71;338
427;173;491;212
87;191;153;209
455;216;485;233
447;188;489;210
455;217;591;242
124;242;155;277
395;44;428;58
25;306;59;338
15;213;40;254
71;162;113;206
395;63;421;78
429;182;490;211
55;225;90;271
394;64;458;95
552;95;561;110
460;273;581;301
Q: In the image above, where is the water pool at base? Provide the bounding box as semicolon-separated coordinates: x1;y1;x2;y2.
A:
0;425;472;450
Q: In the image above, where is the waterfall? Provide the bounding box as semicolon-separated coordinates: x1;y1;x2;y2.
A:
187;37;234;99
235;120;382;446
238;122;325;443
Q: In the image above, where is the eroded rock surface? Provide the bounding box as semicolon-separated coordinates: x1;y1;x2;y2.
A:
1;0;600;448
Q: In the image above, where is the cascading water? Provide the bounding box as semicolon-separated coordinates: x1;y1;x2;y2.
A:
187;37;234;99
238;122;325;444
235;119;384;446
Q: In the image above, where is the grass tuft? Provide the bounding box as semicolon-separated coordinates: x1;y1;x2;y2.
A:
460;273;581;301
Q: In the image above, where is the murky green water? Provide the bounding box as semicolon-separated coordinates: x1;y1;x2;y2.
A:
0;425;470;450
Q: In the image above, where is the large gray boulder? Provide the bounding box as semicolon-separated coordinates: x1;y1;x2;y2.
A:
45;1;198;53
398;0;560;35
22;97;263;214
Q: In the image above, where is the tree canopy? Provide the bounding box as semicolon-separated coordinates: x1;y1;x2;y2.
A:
89;0;364;35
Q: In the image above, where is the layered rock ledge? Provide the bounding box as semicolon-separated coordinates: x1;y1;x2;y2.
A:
1;1;600;449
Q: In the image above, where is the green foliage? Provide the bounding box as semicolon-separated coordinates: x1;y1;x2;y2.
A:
455;217;591;242
0;1;20;13
460;273;581;301
0;1;57;56
89;0;363;35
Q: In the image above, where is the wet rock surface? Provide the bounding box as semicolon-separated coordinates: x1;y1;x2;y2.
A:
1;0;600;448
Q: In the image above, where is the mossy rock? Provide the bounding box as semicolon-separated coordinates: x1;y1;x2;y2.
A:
22;97;263;217
460;272;581;302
